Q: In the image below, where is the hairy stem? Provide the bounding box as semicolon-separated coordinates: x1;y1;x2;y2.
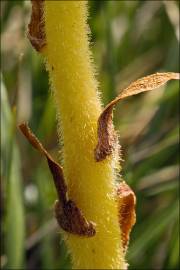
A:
43;1;125;269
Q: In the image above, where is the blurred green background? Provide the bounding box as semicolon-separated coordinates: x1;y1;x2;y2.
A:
1;1;179;269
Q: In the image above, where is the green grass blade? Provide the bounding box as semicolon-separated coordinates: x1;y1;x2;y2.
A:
1;78;25;269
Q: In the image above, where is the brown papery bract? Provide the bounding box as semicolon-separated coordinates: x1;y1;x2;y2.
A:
95;72;180;161
117;182;136;252
28;0;46;52
19;123;96;237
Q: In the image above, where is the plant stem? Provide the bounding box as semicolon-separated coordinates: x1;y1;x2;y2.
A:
43;1;125;269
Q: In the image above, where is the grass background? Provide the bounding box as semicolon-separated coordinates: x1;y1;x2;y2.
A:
1;1;179;269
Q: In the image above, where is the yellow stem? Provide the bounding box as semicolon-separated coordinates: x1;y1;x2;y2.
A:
43;1;125;269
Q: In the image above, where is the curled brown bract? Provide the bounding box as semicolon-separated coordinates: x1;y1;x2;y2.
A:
54;200;96;238
19;123;96;237
27;0;46;52
95;72;180;161
117;182;136;252
95;106;118;162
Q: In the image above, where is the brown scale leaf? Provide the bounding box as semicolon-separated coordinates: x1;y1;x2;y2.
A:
19;123;96;237
117;182;136;252
27;0;46;52
95;72;180;161
54;200;96;237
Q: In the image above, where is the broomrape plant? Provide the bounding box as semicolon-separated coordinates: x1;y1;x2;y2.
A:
19;1;179;269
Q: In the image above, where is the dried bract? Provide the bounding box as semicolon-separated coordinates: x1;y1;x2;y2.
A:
95;72;180;161
117;182;136;252
19;123;96;237
27;0;46;52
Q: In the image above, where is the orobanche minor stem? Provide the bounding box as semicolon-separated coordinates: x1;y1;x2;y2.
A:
44;1;125;269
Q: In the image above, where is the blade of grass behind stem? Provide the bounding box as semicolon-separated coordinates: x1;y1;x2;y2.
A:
6;144;25;269
1;77;25;269
1;78;13;182
34;166;55;269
